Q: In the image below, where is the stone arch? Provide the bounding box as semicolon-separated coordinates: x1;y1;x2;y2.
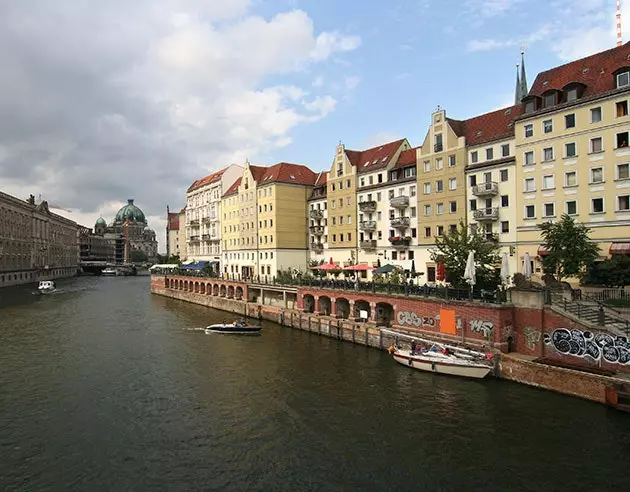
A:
227;285;235;298
200;283;206;294
336;298;350;319
318;296;332;316
355;300;371;320
194;281;200;293
220;285;227;297
375;302;394;327
184;280;189;291
179;279;183;290
236;286;244;299
213;284;219;296
303;294;315;313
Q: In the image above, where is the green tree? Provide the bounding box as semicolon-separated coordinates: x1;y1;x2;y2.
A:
430;221;501;290
538;214;599;283
582;254;630;287
130;249;148;263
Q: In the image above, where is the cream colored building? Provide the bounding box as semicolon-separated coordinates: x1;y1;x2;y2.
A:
515;43;630;278
166;207;184;260
307;172;328;263
1;191;78;287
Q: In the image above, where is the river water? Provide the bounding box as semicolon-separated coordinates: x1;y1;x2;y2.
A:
1;275;629;491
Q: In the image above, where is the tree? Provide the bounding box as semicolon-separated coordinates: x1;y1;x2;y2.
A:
130;249;148;263
430;221;501;290
581;254;630;287
538;214;599;283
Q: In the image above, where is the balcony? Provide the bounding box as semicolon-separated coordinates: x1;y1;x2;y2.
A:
359;200;377;213
310;226;325;235
390;195;409;208
473;207;499;221
189;235;200;242
484;233;499;244
434;143;443;153
389;236;411;248
310;209;324;219
189;219;199;226
311;242;323;253
390;217;410;228
360;220;377;231
360;240;377;250
472;181;499;197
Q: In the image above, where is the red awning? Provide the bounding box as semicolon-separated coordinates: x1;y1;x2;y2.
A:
610;243;630;254
537;246;550;256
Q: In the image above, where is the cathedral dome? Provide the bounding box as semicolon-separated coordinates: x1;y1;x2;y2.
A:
95;217;106;227
115;199;146;224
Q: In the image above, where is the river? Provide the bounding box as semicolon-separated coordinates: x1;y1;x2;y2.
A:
0;275;629;491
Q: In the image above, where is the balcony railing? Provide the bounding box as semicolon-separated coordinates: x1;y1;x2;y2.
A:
434;143;443;153
472;182;499;197
309;209;324;219
189;219;199;225
359;200;377;212
189;235;200;242
311;242;323;253
310;226;325;235
390;237;411;248
390;195;410;208
473;207;499;221
360;240;377;250
390;217;410;228
360;220;377;231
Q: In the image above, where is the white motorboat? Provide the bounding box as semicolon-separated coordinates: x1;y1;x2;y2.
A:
37;280;57;294
101;267;117;276
381;329;493;379
205;320;262;335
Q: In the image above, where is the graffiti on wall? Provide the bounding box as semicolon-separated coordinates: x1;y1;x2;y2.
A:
397;311;436;327
469;320;494;339
544;328;630;365
523;327;541;350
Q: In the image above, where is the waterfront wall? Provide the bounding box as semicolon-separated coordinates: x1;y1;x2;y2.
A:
0;267;77;289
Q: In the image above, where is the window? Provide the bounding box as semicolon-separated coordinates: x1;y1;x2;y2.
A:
592;197;604;213
377;192;382;201
469;199;477;211
616;131;629;148
390;171;397;181
404;167;416;178
409;250;415;259
544;93;555;107
565;113;576;128
567;88;578;101
436;225;444;236
449;155;456;167
566;200;577;215
486;148;494;160
423;183;431;194
423;161;431;172
501;221;509;233
435;133;443;152
339;216;344;225
525;205;536;218
332;217;336;225
590;107;602;123
339;233;344;242
360;177;365;187
543;147;554;161
618;163;630;180
617;72;630;88
348;233;351;242
449;224;457;233
448;177;457;190
565;171;577;187
542;174;555;189
449;201;457;213
378;173;383;183
618;195;630;211
617;100;628;117
543;119;553;133
469;175;477;186
425;227;431;238
410;207;416;218
544;203;555;217
590;167;603;183
410;186;416;197
436;158;443;170
525;100;536;113
339;181;343;190
501;195;509;207
524;124;533;138
471;151;478;163
424;204;432;216
436;180;443;192
391;251;397;260
565;142;577;158
436;203;444;215
590;137;603;153
524;151;535;165
500;169;508;182
525;177;536;192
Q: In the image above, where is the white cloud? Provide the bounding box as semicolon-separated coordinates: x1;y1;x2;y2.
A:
465;0;521;20
467;23;553;52
360;132;403;149
303;95;337;117
310;31;361;61
312;75;324;87
344;76;361;91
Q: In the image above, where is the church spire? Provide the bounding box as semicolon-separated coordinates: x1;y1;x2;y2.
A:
520;47;528;99
515;63;522;104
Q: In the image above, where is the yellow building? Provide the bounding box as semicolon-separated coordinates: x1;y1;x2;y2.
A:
515;43;630;278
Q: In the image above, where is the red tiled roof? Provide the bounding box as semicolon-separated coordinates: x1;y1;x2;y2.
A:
313;171;327;187
446;118;466;138
528;42;630;99
344;139;407;174
187;168;227;192
248;165;267;182
393;147;419;169
257;162;318;186
222;177;241;197
167;212;179;230
462;104;523;146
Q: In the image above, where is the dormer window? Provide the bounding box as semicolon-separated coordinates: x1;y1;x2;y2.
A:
567;88;578;101
525;100;536;113
618;71;630;88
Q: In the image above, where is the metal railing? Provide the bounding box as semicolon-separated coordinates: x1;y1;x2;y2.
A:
358;201;377;212
309;209;324;219
391;217;410;228
547;291;630;335
390;196;410;208
473;207;499;221
360;221;377;231
360;240;377;250
472;182;498;196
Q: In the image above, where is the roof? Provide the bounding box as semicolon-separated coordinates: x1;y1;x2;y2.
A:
446;118;466;138
528;42;630;99
257;162;318;186
313;171;327;187
187;168;226;193
393;147;419;169
248;165;267;182
344;139;407;174
462;104;523;146
167;212;180;230
222;177;241;197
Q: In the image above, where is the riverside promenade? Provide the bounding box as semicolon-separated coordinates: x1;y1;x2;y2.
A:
151;274;630;411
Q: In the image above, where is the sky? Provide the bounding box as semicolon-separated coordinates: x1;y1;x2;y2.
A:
0;0;627;252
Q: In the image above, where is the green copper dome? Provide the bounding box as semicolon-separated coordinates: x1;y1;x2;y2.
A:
95;217;106;227
115;199;146;224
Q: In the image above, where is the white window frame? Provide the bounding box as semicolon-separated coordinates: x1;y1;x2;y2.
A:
524;177;536;192
564;171;577;187
590;107;602;123
617;194;630;211
524;204;536;219
590;167;604;184
543;202;556;218
423;204;432;216
542;174;555;190
590;136;603;153
542;147;554;162
524;151;535;166
564;141;577;158
617;162;630;180
565;200;578;216
591;197;605;214
436;158;443;170
543;119;553;134
524;124;533;138
423;161;431;172
470;151;478;163
617;72;630;88
423;183;431;194
436;203;444;215
448;177;457;190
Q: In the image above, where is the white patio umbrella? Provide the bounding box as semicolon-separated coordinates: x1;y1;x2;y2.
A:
522;252;532;279
464;251;476;286
500;253;511;287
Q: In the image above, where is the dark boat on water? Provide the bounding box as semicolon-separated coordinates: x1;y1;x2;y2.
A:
205;320;261;335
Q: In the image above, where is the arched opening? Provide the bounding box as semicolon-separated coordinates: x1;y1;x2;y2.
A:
375;302;394;327
200;283;206;294
227;286;235;298
213;284;219;296
355;300;371;321
179;279;183;290
507;336;514;353
194;281;200;293
336;298;350;319
220;285;227;297
303;294;315;313
318;296;332;316
184;280;189;291
236;286;244;300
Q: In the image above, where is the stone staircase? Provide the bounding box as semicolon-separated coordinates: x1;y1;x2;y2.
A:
549;293;630;336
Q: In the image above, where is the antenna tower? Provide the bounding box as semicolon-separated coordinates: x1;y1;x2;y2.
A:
617;0;623;47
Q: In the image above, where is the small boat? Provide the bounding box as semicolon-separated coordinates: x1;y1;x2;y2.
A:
37;280;57;294
205;320;262;335
381;329;493;379
101;267;117;276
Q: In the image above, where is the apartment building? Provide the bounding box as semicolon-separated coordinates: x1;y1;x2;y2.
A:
464;105;523;277
515;43;630;277
166;207;184;259
308;172;328;263
185;164;242;268
416;108;467;281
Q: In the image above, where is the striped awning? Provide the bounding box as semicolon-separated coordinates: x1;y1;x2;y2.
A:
610;242;630;254
537;246;550;256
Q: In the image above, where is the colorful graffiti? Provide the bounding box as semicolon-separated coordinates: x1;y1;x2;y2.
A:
397;311;436;328
469;319;494;339
523;327;541;350
544;328;630;365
